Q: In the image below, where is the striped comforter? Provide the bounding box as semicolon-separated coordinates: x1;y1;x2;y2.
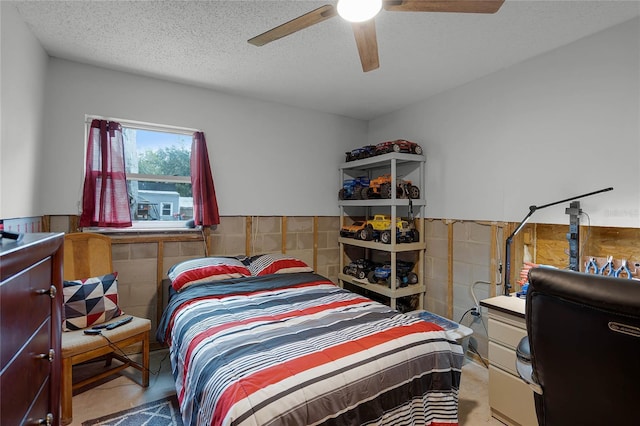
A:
157;273;463;426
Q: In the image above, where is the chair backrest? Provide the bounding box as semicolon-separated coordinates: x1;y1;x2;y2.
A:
526;267;640;425
63;232;113;281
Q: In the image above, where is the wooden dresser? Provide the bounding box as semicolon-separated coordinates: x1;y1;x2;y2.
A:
480;295;537;426
1;233;64;425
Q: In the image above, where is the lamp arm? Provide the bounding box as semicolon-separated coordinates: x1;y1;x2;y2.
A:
534;187;612;210
504;206;536;296
508;206;537;242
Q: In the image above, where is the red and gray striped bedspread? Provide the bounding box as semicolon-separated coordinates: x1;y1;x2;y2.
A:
157;272;464;426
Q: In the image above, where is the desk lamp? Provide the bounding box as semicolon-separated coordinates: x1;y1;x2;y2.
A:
503;187;613;296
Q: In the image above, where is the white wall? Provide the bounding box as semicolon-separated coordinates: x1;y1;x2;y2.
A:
5;9;639;224
0;3;49;219
41;59;367;217
369;18;640;228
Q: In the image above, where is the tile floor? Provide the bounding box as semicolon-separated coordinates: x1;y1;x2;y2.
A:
68;350;505;425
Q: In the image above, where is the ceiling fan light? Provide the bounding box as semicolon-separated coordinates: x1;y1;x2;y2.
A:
337;0;382;23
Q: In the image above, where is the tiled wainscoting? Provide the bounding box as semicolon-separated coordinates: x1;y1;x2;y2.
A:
39;214;639;360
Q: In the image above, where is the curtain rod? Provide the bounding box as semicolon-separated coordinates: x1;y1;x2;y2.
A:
85;115;200;135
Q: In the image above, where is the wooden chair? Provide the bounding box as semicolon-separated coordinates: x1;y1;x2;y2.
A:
61;233;151;425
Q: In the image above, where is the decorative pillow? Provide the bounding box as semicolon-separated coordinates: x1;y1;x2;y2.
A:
168;257;251;291
63;272;122;331
248;253;313;276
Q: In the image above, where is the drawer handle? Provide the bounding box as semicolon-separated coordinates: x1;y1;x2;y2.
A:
35;413;53;425
34;349;55;362
35;285;57;299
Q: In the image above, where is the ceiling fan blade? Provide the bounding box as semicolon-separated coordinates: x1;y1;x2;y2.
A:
384;0;505;14
352;20;380;72
248;5;337;46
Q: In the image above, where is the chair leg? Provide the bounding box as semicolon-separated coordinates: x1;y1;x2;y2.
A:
105;353;113;367
142;331;150;387
61;357;73;425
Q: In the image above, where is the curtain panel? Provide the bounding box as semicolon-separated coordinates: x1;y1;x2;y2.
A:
191;132;220;226
79;119;132;228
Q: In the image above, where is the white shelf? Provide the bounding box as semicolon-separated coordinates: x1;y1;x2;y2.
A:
338;198;426;207
339;237;426;252
340;152;425;170
339;273;426;298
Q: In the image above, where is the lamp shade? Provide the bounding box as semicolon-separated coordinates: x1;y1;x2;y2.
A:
337;0;382;23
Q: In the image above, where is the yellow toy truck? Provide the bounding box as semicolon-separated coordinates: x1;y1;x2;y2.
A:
363;214;419;244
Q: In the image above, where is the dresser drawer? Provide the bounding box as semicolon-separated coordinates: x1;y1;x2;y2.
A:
488;317;527;350
489;340;518;375
0;319;52;426
489;365;538;426
24;377;52;426
0;257;52;367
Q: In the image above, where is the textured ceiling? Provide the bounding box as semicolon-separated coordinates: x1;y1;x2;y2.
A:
11;0;640;120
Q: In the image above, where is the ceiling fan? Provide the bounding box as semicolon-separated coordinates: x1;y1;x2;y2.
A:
248;0;505;72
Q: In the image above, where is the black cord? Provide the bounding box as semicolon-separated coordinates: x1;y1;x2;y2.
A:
458;307;490;368
458;308;476;324
98;333;168;377
580;210;591;264
468;340;489;368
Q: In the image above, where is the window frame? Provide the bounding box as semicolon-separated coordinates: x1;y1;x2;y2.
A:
161;202;173;217
83;115;199;232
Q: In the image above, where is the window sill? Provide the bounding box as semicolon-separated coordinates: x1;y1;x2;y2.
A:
93;227;199;234
85;228;207;245
87;221;200;233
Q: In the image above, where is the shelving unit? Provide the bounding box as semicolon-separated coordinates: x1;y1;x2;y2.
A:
338;152;426;311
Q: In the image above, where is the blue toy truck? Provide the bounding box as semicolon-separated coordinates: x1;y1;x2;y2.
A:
368;260;418;288
338;176;370;200
345;145;376;162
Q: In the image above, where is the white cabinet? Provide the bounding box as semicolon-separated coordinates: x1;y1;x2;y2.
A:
480;296;538;426
338;152;426;311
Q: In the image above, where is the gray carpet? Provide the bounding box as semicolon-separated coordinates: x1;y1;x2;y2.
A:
82;395;183;426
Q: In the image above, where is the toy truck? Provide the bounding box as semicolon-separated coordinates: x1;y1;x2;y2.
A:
339;220;369;239
363;214;419;244
360;174;420;200
345;145;376;162
375;139;423;155
343;258;381;280
338;176;370;200
367;260;419;288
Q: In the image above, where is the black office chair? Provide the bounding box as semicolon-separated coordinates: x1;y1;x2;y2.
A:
515;267;640;425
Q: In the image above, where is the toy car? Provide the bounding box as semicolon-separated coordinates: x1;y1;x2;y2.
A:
367;260;419;288
339;221;370;239
343;258;381;280
361;174;420;200
364;214;419;244
345;145;376;162
375;139;423;155
338;176;370;200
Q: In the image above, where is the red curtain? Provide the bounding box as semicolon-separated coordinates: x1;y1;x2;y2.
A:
191;132;220;226
79;120;132;228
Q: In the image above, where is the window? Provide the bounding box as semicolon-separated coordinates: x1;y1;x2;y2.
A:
123;127;192;226
161;202;173;217
85;117;197;230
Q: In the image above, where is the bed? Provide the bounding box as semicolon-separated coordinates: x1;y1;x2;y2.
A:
157;255;464;426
